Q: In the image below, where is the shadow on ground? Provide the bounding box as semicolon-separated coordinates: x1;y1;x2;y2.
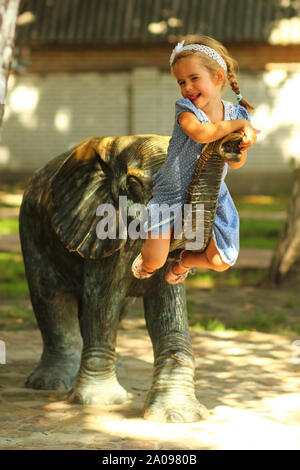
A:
0;320;300;450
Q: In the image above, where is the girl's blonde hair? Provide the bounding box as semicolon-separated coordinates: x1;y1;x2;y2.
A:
171;35;254;113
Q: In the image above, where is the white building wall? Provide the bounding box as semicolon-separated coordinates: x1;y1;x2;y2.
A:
0;67;299;173
224;70;300;171
131;68;162;134
0;72;130;170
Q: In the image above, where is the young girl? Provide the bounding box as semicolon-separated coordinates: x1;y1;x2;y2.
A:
132;36;260;284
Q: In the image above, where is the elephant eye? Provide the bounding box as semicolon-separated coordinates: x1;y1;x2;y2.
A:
127;175;144;199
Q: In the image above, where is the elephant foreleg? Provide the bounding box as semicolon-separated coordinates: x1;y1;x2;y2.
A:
68;256;129;406
143;271;209;422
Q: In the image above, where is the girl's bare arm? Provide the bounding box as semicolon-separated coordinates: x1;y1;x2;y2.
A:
178;111;260;170
178;111;259;145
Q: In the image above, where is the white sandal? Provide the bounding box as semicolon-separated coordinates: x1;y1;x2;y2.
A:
131;253;156;279
165;250;195;285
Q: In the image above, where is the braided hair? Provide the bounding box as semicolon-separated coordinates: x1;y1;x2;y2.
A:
226;61;254;112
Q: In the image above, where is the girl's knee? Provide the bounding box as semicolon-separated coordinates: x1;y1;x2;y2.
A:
206;237;231;272
142;254;167;271
141;235;171;271
206;251;231;272
213;261;231;272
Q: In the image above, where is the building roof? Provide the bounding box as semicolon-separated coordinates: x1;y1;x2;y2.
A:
16;0;300;48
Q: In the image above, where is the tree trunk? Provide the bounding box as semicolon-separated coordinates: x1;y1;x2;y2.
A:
265;168;300;286
0;0;20;126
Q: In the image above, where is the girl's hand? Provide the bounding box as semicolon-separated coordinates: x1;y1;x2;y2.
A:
238;123;261;151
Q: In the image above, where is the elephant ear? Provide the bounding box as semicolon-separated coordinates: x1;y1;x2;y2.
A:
51;137;126;259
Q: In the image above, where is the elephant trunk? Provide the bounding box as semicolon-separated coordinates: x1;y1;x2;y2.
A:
169;132;242;254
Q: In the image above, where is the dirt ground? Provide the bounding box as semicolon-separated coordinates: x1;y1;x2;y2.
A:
0;309;300;450
1;199;300;450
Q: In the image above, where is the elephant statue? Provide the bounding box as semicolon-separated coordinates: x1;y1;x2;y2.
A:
19;133;241;423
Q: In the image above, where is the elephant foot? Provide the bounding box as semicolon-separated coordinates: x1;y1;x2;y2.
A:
68;376;128;406
25;355;80;391
142;391;209;423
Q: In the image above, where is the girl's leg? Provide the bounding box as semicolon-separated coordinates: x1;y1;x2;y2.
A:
173;237;231;274
141;229;173;273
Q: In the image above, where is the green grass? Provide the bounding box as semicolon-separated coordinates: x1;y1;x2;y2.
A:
282;297;294;308
186;267;300;335
0;192;295;333
187;268;266;289
0;252;29;298
187;298;228;332
0;218;19;234
0;249;299;335
0;304;37;330
0;201;19;209
239;218;284;250
0;251;35;329
235;309;287;331
228;310;300;335
187;297;300;335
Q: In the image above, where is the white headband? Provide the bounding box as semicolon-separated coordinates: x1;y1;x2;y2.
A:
170;40;227;72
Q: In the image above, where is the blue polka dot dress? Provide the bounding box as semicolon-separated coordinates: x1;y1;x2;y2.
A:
144;98;250;266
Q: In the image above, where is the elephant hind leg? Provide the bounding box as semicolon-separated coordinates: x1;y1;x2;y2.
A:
25;289;82;391
20;210;82;391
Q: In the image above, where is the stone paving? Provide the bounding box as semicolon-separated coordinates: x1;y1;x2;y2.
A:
1;195;299;450
0;320;300;450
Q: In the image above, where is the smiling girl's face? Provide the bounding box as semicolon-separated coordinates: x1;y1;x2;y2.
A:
172;55;224;113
